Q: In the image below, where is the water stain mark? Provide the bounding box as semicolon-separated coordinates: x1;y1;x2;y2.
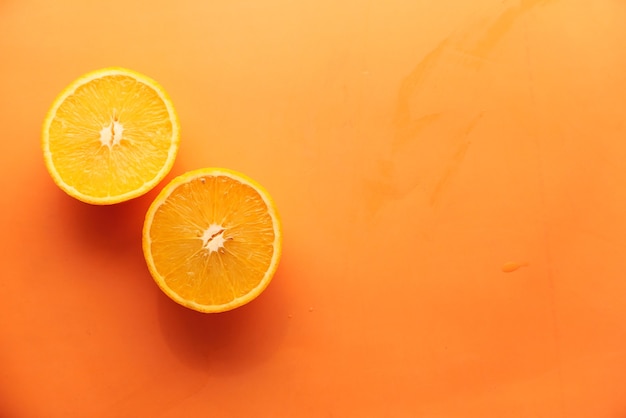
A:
393;112;441;151
364;0;553;216
501;261;530;273
430;111;483;206
393;39;449;150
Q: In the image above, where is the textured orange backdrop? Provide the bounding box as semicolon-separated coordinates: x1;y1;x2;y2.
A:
2;0;626;417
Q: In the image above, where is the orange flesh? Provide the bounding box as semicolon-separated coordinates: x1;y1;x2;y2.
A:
148;175;276;306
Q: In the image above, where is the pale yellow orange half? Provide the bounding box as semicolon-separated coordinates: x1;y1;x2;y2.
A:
42;67;180;204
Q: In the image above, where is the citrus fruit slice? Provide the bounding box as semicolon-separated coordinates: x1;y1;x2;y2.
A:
142;168;283;313
42;67;180;204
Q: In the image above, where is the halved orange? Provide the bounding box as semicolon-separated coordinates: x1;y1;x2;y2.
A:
142;168;283;313
42;67;180;204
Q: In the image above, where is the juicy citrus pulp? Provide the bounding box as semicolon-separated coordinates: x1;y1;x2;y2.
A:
142;168;282;313
42;67;180;204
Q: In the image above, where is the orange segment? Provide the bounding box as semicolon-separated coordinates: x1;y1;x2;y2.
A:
142;168;282;313
42;67;180;204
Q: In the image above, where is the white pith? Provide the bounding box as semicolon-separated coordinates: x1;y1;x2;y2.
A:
201;223;226;253
99;120;124;147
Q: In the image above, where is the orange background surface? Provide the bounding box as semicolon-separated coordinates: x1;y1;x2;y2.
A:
2;0;626;416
